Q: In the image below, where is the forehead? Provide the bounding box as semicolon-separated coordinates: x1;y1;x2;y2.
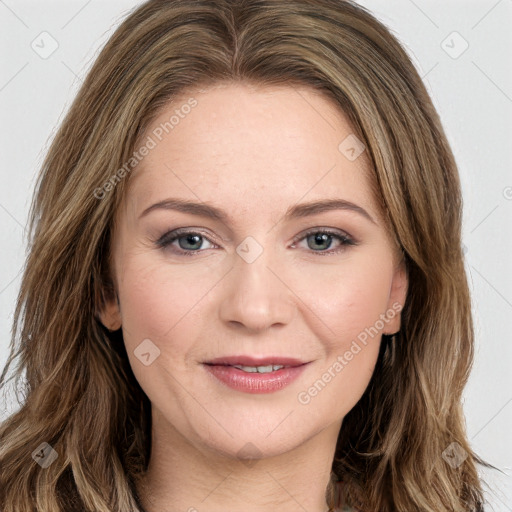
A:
123;82;379;223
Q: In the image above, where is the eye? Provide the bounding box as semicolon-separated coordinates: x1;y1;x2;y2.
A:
290;228;356;255
155;227;356;257
155;229;216;256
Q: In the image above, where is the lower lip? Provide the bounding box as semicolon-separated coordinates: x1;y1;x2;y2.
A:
203;364;308;394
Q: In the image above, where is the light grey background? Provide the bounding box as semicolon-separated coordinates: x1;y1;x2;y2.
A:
1;1;511;510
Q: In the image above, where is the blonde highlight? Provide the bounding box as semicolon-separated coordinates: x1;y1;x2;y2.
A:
1;1;490;510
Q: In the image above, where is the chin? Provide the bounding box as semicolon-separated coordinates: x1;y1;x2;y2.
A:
186;411;330;463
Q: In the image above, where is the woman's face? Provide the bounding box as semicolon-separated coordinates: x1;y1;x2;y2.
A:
101;82;407;460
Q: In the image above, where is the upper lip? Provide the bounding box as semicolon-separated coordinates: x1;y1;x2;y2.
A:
204;356;307;367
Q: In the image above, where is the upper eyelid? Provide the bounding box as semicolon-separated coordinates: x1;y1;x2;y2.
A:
292;227;353;242
156;228;217;245
156;227;355;248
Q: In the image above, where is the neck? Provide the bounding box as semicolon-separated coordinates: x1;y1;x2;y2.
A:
135;408;341;512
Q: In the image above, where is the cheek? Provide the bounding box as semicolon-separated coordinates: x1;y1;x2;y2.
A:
292;255;393;411
293;252;394;344
116;254;216;404
116;253;215;351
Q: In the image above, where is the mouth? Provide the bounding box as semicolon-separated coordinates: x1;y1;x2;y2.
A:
203;355;307;373
202;356;310;393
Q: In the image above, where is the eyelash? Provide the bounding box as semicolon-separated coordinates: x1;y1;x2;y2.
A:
155;227;356;257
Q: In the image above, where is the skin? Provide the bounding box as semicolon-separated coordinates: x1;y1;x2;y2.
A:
100;82;408;512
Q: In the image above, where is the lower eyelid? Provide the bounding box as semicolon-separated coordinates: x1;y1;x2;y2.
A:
157;230;355;255
157;232;216;250
293;233;355;253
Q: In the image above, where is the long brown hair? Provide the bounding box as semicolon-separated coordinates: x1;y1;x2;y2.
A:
0;0;490;510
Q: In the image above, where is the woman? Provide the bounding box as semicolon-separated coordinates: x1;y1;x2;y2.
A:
0;0;490;510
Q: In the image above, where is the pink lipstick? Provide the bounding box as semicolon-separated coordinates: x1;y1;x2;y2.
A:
203;355;309;394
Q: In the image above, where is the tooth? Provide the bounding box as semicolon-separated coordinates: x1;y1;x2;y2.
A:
257;365;274;373
233;365;258;373
231;364;285;373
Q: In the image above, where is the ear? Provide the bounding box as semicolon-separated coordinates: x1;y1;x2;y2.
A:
97;287;122;331
99;297;122;331
383;256;408;334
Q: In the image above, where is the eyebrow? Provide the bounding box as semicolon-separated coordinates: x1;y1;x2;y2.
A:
139;197;376;225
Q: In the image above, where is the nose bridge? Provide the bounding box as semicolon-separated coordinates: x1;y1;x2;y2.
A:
218;237;295;331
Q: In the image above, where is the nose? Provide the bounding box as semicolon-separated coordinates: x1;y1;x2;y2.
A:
218;245;296;332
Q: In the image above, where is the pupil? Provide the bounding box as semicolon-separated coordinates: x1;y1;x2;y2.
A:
310;233;331;251
180;234;201;250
